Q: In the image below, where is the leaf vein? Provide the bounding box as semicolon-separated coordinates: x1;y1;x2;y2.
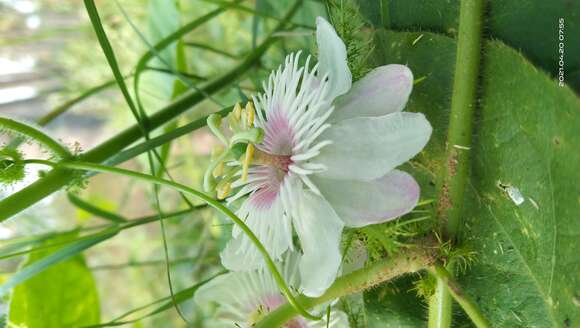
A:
486;205;558;326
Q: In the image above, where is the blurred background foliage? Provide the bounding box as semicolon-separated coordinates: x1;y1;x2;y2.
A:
0;0;326;326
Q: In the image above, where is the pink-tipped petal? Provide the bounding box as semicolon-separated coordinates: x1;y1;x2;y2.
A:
314;170;420;228
316;16;352;100
316;112;432;181
222;186;293;271
332;64;414;122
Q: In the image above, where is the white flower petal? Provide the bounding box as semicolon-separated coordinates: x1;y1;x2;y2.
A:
291;188;344;297
220;235;263;272
221;195;293;271
316;16;351;100
316;112;432;181
194;271;270;325
332;64;414;122
196;251;304;327
314;170;420;227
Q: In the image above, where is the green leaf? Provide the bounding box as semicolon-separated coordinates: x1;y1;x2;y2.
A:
0;229;116;295
357;0;580;92
365;276;426;328
364;29;580;327
460;41;580;327
7;234;100;328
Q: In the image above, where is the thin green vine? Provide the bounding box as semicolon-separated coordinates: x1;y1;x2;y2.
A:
0;0;301;222
22;158;320;321
85;1;194;322
36;78;118;127
131;2;238;114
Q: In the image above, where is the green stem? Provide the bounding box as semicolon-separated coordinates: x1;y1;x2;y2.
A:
380;0;390;28
89;256;206;271
25;158;319;321
67;193;127;223
430;265;491;328
255;245;437;328
437;0;485;239
0;1;301;222
132;2;239;114
90;272;227;328
198;0;315;30
431;0;485;327
106;106;233;167
428;262;454;328
0;118;72;159
36;78;118;126
84;0;142;129
86;3;192;322
0;205;208;260
185;41;241;59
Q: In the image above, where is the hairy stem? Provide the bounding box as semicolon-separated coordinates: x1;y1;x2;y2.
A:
430;0;485;327
430;265;491;328
0;1;301;222
255;245;437;328
437;0;485;239
0;118;72;159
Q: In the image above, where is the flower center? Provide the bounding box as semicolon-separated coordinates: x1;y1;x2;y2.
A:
254;148;293;173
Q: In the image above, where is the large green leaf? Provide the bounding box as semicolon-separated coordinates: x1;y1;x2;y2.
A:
460;40;580;327
363;29;580;327
358;0;580;92
7;235;101;328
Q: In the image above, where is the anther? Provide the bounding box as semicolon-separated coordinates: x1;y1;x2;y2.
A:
245;101;255;127
233;103;242;121
242;143;254;182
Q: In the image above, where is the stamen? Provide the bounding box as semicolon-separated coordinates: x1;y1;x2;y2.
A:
233;102;242;121
204;100;264;197
242;143;254;182
206;52;335;204
245;101;255;127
